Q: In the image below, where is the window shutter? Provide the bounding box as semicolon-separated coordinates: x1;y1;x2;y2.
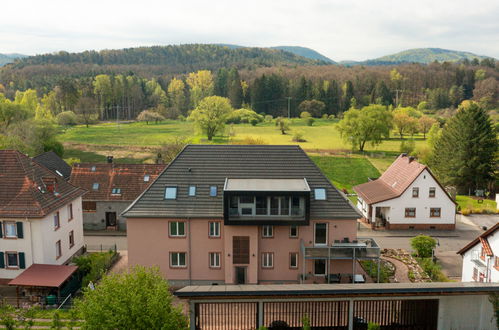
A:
16;222;23;239
19;252;26;269
0;252;4;268
0;221;3;238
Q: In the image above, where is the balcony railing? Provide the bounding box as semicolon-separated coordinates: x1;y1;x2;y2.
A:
471;250;486;266
301;237;381;260
229;207;305;217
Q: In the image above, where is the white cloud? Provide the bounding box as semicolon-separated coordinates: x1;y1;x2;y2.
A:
1;0;498;60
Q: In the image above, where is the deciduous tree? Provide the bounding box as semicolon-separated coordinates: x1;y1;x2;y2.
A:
188;96;233;140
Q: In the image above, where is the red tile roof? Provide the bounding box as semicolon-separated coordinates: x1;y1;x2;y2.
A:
458;222;499;256
69;163;166;201
0;150;86;218
9;264;78;288
353;154;427;204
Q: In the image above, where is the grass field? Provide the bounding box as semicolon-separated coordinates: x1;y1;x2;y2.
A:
456;195;498;213
59;119;428;152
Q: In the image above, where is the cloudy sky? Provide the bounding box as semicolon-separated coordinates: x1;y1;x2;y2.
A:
1;0;498;61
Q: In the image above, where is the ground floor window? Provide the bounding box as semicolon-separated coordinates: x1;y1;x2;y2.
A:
261;252;274;268
404;208;416;217
170;252;187;267
209;252;221;268
314;259;326;275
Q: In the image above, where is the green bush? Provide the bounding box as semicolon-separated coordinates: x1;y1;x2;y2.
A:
360;260;394;283
43;139;64;157
411;235;436;258
56;111;78;126
300;111;311;119
227;108;264;124
292;130;306;142
306;117;315;126
418;258;450;282
74;251;117;287
368;322;381;330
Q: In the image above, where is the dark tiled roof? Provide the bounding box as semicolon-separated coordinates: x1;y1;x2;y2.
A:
33;151;72;180
457;222;499;256
0;150;86;218
69;163;166;202
123;145;361;220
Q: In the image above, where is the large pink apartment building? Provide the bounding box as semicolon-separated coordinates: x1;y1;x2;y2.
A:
124;145;379;286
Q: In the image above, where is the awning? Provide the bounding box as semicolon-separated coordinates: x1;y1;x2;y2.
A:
9;264;78;288
224;178;310;192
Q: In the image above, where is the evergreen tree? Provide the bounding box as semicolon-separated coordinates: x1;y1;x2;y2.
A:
342;81;354;111
430;101;497;194
227;68;243;108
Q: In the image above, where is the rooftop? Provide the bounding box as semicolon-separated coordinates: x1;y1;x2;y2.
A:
69;163;166;201
33;151;72;180
9;264;78;288
458;222;499;256
123;145;360;220
0;150;86;218
224;178;310;192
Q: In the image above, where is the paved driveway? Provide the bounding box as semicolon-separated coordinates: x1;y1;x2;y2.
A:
358;215;493;280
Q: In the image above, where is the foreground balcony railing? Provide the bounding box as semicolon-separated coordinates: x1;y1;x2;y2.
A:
301;237;381;260
228;207;305;217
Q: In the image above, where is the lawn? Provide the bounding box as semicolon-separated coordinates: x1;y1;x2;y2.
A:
58;119;428;152
456;195;498;214
310;156;380;193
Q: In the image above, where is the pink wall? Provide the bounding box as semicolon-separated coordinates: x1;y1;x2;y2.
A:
127;217;358;284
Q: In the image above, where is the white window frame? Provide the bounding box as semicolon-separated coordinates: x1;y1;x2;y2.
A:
144;174;150;182
314;223;328;246
169;221;185;237
262;252;273;268
209;252;221;268
429;187;436;198
262;225;273;238
4;221;17;238
210;186;218;197
111;188;121;195
164;187;177;199
170;252;187;268
5;252;19;268
56;240;62;259
314;188;327;200
54;212;60;229
209;222;220;238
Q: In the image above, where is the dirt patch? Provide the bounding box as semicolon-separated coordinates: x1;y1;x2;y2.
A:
382;248;431;282
64;142;156;161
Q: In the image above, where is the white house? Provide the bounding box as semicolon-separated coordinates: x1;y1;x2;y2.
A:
0;150;86;282
353;154;456;230
458;223;499;282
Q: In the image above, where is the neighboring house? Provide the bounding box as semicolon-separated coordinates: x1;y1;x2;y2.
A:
33;151;72;180
353;154;456;230
123;145;376;287
0;150;86;282
69;161;166;231
458;223;499;282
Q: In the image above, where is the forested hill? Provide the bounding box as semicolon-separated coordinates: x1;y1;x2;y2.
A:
347;48;494;66
270;46;335;63
0;53;27;66
7;44;327;69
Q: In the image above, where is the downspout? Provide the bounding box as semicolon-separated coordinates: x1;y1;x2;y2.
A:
28;218;34;265
188;217;192;285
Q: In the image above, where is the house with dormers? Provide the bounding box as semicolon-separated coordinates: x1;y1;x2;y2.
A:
123;145;381;286
458;223;499;282
353;154;456;230
69;160;165;231
0;150;86;282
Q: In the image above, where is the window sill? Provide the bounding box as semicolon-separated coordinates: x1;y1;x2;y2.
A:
169;235;186;239
170;266;187;269
6;266;20;270
3;237;18;240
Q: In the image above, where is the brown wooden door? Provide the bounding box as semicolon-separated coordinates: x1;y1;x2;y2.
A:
233;236;249;264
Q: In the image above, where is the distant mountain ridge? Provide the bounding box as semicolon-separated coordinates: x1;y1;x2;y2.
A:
215;44;335;63
340;48;495;66
0;53;27;66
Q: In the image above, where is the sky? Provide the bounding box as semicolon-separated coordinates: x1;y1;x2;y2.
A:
1;0;498;61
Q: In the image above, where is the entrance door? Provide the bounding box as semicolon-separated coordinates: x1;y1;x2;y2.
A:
235;267;246;284
105;212;117;228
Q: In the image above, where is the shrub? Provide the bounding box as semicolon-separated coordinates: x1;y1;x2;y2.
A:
328;114;336;120
233;136;268;145
292;130;306;142
177;115;186;121
264;115;273;122
276;117;290;134
461;208;471;215
322;114;329;119
400;138;416;154
226;108;263;124
64;157;81;166
411;235;436;258
56;111;78;126
137;110;165;124
418;258;450;282
368;322;381;330
306;117;315;126
250;118;259;126
74;251;118;287
43;139;64;157
300;111;311;119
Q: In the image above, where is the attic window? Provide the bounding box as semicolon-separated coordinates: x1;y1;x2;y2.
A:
165;187;177;199
144;175;150;182
92;183;99;190
111;188;122;195
314;188;326;200
91;166;96;172
210;186;217;197
188;186;196;196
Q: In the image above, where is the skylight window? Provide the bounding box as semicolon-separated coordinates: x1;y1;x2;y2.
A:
91;166;96;172
188;186;196;196
165;187;177;199
210;186;217;197
314;188;326;200
144;174;150;182
55;170;63;177
92;183;99;190
111;188;121;195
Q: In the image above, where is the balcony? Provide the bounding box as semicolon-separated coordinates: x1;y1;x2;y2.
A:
223;178;310;225
471;250;486;266
301;237;381;260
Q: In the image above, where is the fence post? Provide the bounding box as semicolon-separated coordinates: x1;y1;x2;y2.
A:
348;299;354;330
189;302;196;330
258;301;264;328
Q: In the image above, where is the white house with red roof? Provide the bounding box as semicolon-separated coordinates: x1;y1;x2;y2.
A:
0;150;86;282
353;154;456;230
458;223;499;282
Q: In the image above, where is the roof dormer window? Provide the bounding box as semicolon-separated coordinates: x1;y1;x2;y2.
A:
314;188;326;200
91;166;96;172
92;183;99;190
111;188;122;195
144;174;150;182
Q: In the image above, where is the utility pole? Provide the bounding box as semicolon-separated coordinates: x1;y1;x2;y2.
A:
394;89;402;107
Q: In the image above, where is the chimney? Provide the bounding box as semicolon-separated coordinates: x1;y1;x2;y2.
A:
107;156;114;164
408;156;415;163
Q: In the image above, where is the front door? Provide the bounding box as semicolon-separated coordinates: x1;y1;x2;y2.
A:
105;212;117;228
235;267;246;284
